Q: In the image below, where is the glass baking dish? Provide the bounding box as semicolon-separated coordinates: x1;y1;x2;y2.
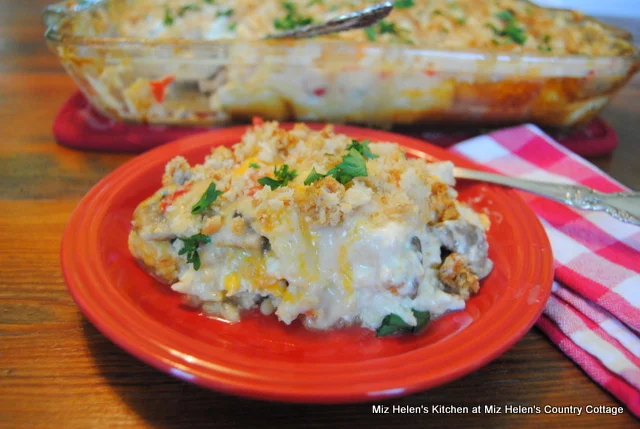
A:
43;0;640;129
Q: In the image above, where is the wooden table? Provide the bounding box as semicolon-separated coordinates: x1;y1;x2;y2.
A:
1;1;638;428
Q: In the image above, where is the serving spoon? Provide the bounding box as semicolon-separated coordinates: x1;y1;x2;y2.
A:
454;167;640;226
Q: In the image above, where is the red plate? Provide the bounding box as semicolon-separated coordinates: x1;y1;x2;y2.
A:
61;125;553;403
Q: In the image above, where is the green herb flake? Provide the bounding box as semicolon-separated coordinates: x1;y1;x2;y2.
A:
303;167;326;185
305;142;373;186
228;22;237;31
489;10;527;45
203;0;215;4
538;34;552;52
163;7;174;26
274;1;314;30
307;0;324;5
433;9;443;16
216;8;233;17
177;233;211;271
364;26;377;41
178;4;200;17
346;139;378;160
394;0;415;9
258;164;298;190
495;10;515;21
504;22;526;44
457;16;467;25
249;162;260;169
377;20;397;35
329;148;368;184
191;182;223;215
376;310;431;337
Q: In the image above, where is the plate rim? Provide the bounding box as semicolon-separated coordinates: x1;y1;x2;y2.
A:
60;124;554;403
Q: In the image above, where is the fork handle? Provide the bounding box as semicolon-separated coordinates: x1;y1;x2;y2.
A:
453;167;640;227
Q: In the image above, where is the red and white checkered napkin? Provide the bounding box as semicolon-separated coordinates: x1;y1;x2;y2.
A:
450;125;640;416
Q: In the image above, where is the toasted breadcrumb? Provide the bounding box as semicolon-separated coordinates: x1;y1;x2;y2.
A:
231;216;247;236
438;253;480;300
201;215;223;235
162;156;191;187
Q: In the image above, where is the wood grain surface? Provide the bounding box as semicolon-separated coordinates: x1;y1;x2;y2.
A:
0;1;638;428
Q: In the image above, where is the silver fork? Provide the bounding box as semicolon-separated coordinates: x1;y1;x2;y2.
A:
454;167;640;226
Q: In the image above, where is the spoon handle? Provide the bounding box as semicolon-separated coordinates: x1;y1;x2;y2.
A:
266;2;394;40
454;167;640;227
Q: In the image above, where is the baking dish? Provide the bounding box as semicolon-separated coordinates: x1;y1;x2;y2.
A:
43;0;640;129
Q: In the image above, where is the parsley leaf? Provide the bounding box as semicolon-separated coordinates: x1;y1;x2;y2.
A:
228;22;237;31
377;20;398;35
249;162;260;169
204;0;215;3
307;0;323;5
346;139;378;160
177;233;211;271
494;10;515;21
538;34;552;52
178;4;200;17
216;8;233;17
364;26;377;41
304;143;373;186
163;7;174;26
491;10;527;45
503;22;526;44
274;1;313;30
191;182;223;214
376;309;430;337
394;0;415;8
328;148;367;184
364;20;413;44
303;167;326;185
258;164;297;190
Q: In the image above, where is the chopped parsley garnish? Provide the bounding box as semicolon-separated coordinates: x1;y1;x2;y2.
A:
163;7;174;26
538;34;552;52
490;10;527;45
346;139;378;160
177;233;211;271
494;10;515;21
274;1;313;30
191;182;223;214
216;8;233;17
307;0;324;5
377;20;398;35
363;20;412;44
376;310;430;337
303;167;326;186
249;162;260;169
228;22;237;31
394;0;415;9
178;4;200;17
204;0;215;3
304;140;375;186
258;164;298;190
364;26;377;41
329;149;368;184
431;6;466;25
